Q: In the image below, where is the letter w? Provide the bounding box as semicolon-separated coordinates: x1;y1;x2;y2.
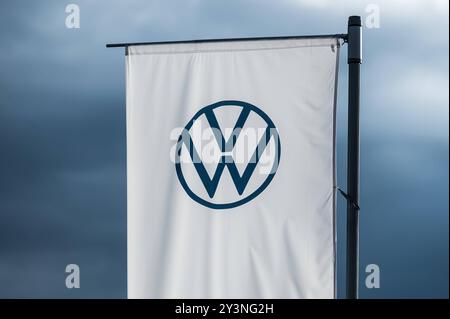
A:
177;108;278;198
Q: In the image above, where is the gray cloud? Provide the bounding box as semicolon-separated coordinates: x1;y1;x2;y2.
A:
0;0;448;298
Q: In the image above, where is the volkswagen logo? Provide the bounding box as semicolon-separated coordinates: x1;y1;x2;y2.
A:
175;100;281;209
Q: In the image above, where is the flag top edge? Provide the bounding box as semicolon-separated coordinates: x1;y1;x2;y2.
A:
126;37;341;56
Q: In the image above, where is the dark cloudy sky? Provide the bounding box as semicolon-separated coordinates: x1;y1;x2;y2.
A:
0;0;448;298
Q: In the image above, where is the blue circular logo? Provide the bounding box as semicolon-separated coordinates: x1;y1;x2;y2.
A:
175;100;281;209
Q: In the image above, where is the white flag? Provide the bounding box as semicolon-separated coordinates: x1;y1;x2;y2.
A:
126;37;339;298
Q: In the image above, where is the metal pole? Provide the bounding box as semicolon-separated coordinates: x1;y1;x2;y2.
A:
105;34;347;48
346;15;362;299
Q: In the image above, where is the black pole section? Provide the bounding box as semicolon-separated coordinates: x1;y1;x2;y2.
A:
106;34;347;48
346;15;362;299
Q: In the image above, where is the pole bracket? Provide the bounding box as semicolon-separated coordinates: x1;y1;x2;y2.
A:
336;187;360;211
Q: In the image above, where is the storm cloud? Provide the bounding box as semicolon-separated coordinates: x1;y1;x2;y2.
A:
0;0;448;298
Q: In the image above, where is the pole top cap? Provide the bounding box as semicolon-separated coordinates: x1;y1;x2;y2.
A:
348;16;362;27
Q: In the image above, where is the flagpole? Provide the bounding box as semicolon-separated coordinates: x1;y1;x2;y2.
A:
346;15;362;299
106;34;346;48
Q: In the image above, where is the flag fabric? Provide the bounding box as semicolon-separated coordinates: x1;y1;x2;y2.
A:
126;37;340;298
